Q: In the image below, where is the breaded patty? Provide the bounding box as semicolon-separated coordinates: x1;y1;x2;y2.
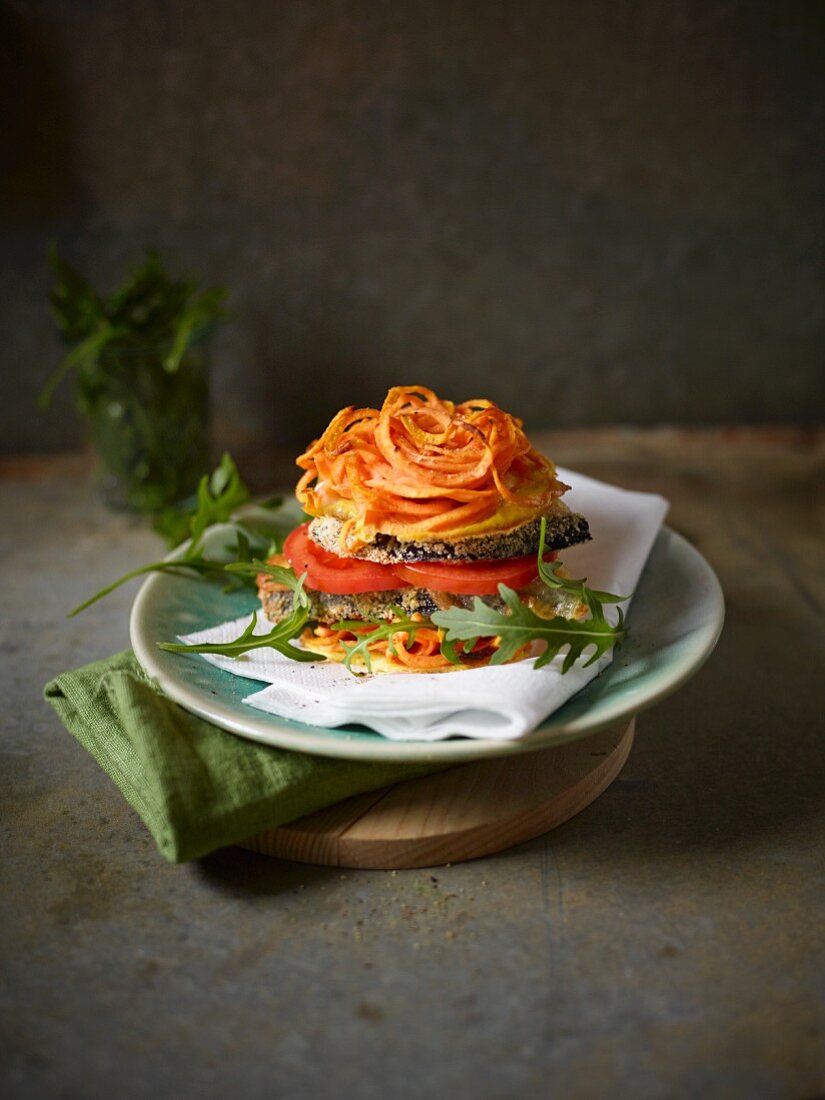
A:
259;579;587;626
307;500;590;564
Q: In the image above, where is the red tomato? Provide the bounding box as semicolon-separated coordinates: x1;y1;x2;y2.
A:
394;551;557;595
284;524;409;594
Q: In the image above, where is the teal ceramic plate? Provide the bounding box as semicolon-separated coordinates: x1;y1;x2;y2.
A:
130;524;724;763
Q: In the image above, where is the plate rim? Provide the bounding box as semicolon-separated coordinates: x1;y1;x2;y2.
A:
129;525;725;763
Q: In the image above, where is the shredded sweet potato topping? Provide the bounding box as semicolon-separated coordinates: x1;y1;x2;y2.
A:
301;622;504;674
296;385;567;549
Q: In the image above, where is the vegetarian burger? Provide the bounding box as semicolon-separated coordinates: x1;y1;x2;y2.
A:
258;386;591;672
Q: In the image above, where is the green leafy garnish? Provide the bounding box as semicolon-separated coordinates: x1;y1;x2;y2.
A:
68;555;241;619
159;610;318;663
328;608;432;675
38;321;127;410
437;634;467;667
182;453;251;555
159;567;319;663
431;517;629;672
42;247;229;519
68;455;284;617
41;247;226;410
535;517;627;616
224;559;298;587
432;585;625;672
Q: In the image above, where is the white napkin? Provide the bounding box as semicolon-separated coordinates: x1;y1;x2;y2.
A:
179;470;668;741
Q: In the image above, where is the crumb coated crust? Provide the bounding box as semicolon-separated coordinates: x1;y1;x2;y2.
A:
307;502;591;564
259;580;587;627
260;586;449;625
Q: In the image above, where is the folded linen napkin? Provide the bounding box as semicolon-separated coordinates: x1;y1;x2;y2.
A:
44;651;442;862
177;471;669;742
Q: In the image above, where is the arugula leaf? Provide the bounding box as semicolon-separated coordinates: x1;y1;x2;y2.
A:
432;585;626;672
68;455;285;616
225;559;304;596
432;518;629;673
437;634;465;667
163;453;283;555
158;568;319;662
158;608;318;663
185;454;250;556
536;517;627;615
67;556;242;618
327;608;430;675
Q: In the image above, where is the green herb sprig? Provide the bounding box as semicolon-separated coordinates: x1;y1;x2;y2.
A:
41;247;226;410
432;518;629;672
535;517;627;617
328;608;433;675
432;586;625;672
159;567;319;664
68;455;288;617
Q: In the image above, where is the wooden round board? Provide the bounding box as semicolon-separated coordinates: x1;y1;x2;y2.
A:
241;719;635;869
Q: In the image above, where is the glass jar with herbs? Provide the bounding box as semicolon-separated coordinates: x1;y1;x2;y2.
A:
41;248;226;519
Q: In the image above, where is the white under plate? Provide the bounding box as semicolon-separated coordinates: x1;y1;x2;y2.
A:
130;520;724;763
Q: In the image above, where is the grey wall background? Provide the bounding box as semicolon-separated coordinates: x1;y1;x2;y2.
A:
2;0;823;455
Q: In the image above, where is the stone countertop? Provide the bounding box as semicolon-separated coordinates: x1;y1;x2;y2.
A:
2;428;823;1099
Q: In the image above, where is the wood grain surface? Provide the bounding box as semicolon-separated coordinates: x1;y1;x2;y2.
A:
241;720;634;869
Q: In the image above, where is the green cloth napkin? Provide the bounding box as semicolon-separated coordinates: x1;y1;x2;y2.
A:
44;650;442;863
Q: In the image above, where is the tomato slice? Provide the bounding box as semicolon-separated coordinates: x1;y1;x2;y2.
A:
283;523;557;597
394;551;557;595
284;524;409;594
